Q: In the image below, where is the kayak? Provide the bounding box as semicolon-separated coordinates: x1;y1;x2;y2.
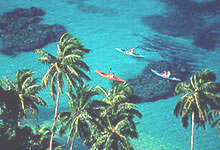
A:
151;69;181;81
115;48;145;58
95;70;126;83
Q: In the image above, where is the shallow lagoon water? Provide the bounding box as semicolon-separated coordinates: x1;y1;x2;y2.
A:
0;0;220;149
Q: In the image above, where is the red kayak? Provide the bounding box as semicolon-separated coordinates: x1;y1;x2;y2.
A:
95;70;126;83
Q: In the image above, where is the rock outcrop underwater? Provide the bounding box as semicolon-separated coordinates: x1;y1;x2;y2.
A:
0;7;66;56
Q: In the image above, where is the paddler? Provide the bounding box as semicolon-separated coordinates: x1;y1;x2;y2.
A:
126;48;135;54
162;71;171;77
109;68;114;78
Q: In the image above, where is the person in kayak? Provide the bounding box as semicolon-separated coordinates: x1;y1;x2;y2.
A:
126;48;135;54
162;71;171;77
109;68;114;78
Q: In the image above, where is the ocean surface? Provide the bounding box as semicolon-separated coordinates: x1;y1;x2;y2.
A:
0;0;220;149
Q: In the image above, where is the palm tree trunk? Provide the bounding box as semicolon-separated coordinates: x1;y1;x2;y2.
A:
17;113;21;127
17;119;20;127
70;134;77;150
191;111;194;150
49;91;60;150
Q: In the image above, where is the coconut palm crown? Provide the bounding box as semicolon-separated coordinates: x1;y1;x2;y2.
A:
95;83;142;120
35;32;90;99
0;69;46;126
89;83;142;150
57;84;102;150
174;69;220;128
174;69;220;150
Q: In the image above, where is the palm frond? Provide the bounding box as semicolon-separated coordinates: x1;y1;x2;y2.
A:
24;85;41;96
63;72;79;92
72;60;90;71
200;69;216;82
174;94;188;117
105;136;114;150
59;32;71;45
62;54;80;65
201;82;220;93
62;44;80;57
114;118;129;131
38;56;53;65
95;86;109;98
126;108;142;118
175;82;189;95
59;119;71;136
72;67;90;81
30;96;47;106
41;65;56;88
65;38;81;48
22;78;39;90
182;112;189;128
71;49;86;57
90;134;108;150
195;97;205;120
50;71;57;99
119;135;133;150
18;94;26;115
211;118;220;127
35;49;56;60
67;117;79;143
0;78;14;90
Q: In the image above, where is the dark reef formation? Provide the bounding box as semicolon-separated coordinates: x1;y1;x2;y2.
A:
128;60;186;103
129;34;207;103
137;34;205;74
141;0;220;50
0;7;66;56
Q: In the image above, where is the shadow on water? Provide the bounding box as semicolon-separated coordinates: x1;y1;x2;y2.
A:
141;0;220;50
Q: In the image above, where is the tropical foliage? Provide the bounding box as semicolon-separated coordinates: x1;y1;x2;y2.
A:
0;69;46;126
88;83;142;150
0;32;152;150
0;120;63;150
174;70;220;150
29;125;64;150
35;32;90;98
35;32;91;150
57;84;100;150
210;109;220;139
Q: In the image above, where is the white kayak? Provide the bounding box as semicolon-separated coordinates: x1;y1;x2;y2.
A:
151;69;181;81
115;48;145;58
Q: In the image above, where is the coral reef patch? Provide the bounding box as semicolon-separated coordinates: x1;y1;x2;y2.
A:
0;7;66;56
128;60;186;102
141;0;220;50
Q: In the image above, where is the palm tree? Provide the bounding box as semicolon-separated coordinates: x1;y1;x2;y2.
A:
95;83;141;119
90;116;134;150
31;125;63;150
57;84;103;150
35;32;90;150
174;70;220;150
0;69;47;127
90;83;142;150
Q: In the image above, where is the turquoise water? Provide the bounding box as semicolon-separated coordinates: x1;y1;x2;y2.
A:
1;0;220;149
